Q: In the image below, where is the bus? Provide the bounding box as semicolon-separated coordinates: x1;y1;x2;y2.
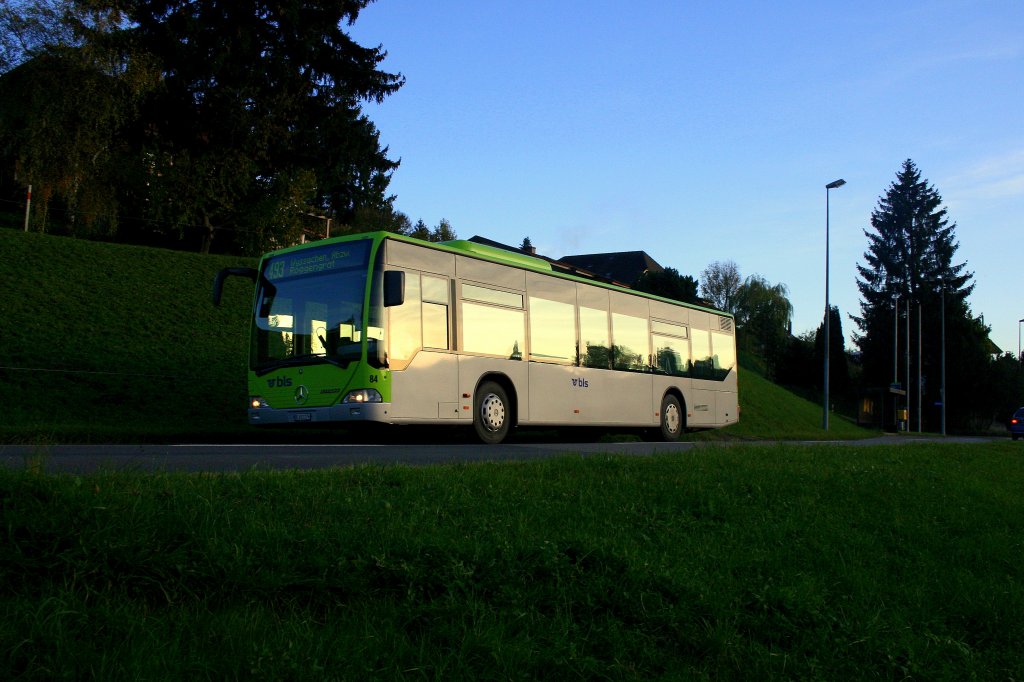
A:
212;231;738;443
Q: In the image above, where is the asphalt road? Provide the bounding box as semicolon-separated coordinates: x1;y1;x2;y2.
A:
0;435;998;474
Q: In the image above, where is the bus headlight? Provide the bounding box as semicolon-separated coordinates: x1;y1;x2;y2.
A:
250;396;269;409
342;389;382;403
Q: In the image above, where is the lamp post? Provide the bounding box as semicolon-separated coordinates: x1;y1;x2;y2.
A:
823;178;846;431
940;281;946;436
893;294;900;386
1019;318;1023;363
905;297;910;432
917;301;923;433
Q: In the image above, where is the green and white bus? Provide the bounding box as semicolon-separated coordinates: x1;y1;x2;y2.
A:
213;231;738;443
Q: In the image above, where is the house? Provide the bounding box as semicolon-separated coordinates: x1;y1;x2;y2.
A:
467;236;664;289
556;251;664;288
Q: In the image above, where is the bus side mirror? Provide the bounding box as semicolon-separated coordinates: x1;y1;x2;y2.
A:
212;267;258;306
383;270;405;307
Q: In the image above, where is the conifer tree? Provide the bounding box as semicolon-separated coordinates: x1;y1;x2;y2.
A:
854;159;989;430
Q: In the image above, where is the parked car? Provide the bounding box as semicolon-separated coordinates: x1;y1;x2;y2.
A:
1010;407;1024;441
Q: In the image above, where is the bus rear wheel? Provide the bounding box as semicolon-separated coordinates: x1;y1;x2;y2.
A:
474;381;511;444
659;394;684;442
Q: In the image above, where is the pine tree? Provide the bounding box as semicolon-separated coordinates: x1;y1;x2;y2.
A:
854;159;990;430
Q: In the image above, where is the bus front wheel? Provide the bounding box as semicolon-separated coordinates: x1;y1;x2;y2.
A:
474;381;511;444
659;394;684;442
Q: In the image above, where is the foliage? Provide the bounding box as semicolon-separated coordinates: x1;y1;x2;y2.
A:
815;305;851;397
854;159;993;431
0;0;403;255
0;0;76;73
772;307;851;406
0;0;160;236
699;259;741;314
774;332;817;391
733;274;792;378
987;353;1024;425
3;442;1023;678
407;217;457;243
633;266;699;304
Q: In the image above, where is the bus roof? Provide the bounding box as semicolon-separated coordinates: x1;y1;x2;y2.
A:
262;231;734;319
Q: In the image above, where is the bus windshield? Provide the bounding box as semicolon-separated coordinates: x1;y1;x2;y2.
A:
251;240;375;374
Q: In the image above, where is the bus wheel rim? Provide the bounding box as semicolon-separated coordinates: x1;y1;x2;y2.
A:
480;393;505;431
664;403;680;434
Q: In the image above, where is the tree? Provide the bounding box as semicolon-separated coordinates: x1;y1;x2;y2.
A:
0;0;77;73
126;0;404;253
734;274;793;377
0;2;158;235
634;267;699;304
854;159;990;430
699;260;741;314
430;218;456;242
405;217;456;243
813;305;851;397
0;0;404;255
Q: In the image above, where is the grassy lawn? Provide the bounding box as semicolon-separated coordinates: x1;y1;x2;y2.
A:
2;441;1022;679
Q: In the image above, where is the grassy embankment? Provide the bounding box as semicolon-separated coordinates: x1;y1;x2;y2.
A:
0;228;870;443
0;229;253;441
3;441;1022;679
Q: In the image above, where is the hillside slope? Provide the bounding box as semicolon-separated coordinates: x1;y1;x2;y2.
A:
0;229;254;439
707;362;869;440
0;229;872;442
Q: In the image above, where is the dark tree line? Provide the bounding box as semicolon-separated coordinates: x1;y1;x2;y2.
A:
0;0;422;254
853;159;1019;431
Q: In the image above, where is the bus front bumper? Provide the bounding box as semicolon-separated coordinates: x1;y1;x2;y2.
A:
248;402;390;425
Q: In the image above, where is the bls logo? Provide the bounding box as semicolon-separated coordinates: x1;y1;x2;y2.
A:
267;376;293;388
571;378;589;389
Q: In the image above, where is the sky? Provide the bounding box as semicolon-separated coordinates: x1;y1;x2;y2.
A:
348;0;1024;356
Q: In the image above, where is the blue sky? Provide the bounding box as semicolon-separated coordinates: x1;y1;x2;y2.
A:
349;1;1024;356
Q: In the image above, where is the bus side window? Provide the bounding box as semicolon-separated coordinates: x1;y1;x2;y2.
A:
711;330;736;380
529;297;575;364
421;275;450;350
690;328;713;380
579;306;610;369
388;273;422;370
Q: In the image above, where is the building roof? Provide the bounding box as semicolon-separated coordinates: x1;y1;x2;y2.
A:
467;236;665;289
556;251;664;287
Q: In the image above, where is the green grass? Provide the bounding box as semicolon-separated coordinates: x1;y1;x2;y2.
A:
706;361;871;441
0;228;875;443
0;228;254;441
2;441;1022;679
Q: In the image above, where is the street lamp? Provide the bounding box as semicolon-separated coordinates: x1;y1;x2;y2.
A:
940;281;945;436
893;293;900;386
823;178;846;431
1019;318;1023;363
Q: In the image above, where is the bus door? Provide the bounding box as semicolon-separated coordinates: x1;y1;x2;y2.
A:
387;270;459;420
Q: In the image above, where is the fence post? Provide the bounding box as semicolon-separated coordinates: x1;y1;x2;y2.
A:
23;184;32;232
